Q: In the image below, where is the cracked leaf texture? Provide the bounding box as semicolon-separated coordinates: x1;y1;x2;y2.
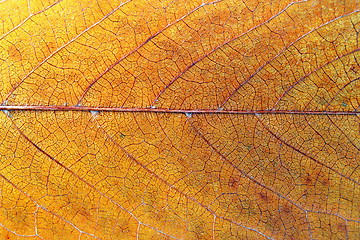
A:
0;0;359;239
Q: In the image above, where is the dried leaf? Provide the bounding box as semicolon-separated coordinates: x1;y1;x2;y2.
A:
0;0;359;239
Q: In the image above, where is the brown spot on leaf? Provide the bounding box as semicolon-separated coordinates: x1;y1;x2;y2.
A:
8;45;22;61
228;175;240;189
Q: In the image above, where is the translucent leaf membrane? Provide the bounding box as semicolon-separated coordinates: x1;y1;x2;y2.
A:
0;0;359;239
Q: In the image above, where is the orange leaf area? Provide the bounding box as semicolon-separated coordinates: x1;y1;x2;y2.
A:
0;0;359;239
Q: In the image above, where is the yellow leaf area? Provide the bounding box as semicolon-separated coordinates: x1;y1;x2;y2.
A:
0;0;359;239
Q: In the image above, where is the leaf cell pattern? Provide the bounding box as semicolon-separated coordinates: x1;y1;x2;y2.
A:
0;0;359;239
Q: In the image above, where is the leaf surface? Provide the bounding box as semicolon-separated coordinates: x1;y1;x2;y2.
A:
0;0;359;239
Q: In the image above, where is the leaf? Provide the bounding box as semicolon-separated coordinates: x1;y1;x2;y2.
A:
0;0;359;239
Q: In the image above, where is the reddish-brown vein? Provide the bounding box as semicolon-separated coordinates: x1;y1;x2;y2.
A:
308;210;360;223
0;105;359;115
271;49;360;109
326;76;360;110
326;115;360;152
189;120;310;210
1;111;179;240
1;0;132;105
189;120;314;238
255;115;360;185
95;116;275;240
0;0;63;41
190;115;359;232
150;0;308;106
0;173;101;239
76;0;224;106
220;10;360;108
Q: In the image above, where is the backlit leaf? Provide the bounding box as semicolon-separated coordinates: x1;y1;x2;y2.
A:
0;0;359;239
